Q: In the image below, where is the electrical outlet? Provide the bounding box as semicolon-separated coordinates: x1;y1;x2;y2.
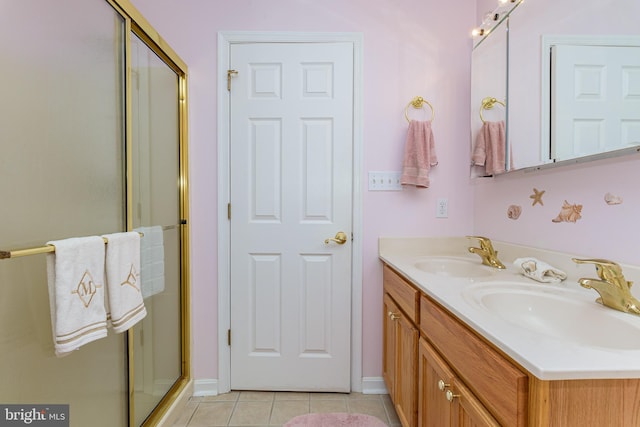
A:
368;171;403;191
436;198;448;218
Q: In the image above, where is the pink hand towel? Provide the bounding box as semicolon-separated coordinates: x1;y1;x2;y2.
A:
471;120;512;175
400;120;438;187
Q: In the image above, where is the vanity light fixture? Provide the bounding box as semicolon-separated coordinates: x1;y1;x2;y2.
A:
472;0;523;39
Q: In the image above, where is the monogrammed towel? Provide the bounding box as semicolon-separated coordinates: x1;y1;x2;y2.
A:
46;236;108;357
103;232;146;333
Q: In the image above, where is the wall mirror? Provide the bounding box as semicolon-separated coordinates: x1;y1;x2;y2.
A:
505;0;640;170
470;1;521;178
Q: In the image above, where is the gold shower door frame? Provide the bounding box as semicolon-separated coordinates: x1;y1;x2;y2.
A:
107;1;190;425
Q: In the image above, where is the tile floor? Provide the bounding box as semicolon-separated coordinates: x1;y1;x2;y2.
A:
171;391;401;427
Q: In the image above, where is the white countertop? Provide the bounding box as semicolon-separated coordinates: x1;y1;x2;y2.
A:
379;236;640;381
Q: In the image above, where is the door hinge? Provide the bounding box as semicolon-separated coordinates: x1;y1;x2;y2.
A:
227;329;231;346
227;203;231;220
227;69;238;91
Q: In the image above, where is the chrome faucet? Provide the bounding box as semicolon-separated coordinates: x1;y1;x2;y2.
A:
466;236;505;269
572;258;640;315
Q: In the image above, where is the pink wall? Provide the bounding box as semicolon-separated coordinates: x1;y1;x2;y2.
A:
474;155;640;266
128;0;476;382
475;0;640;265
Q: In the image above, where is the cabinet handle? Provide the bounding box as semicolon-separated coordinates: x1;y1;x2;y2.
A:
437;380;450;391
445;389;459;402
388;311;400;321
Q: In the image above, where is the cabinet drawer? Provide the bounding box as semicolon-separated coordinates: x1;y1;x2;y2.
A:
383;264;419;322
420;295;528;427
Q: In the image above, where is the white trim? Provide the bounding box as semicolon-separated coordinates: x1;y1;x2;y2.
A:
217;31;364;394
192;379;219;397
216;30;232;396
360;377;389;395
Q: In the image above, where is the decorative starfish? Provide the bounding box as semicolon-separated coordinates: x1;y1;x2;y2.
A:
530;188;545;206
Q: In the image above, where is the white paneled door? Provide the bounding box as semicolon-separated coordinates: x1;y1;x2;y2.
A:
551;44;640;161
229;42;354;391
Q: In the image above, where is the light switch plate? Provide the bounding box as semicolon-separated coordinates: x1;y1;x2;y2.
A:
368;171;403;191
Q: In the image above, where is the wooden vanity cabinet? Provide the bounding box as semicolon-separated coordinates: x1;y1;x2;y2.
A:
383;264;527;427
384;262;640;426
383;266;419;427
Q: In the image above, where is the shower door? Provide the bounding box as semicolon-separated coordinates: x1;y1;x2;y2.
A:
0;1;128;426
129;30;188;426
0;1;189;426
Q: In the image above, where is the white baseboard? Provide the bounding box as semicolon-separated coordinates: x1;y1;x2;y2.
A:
189;377;385;397
360;377;388;395
193;379;219;397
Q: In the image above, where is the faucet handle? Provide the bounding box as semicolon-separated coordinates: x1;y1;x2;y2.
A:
466;235;491;246
572;257;622;272
572;257;619;266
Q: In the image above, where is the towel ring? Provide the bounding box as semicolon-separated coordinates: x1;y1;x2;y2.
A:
479;97;506;123
404;96;435;123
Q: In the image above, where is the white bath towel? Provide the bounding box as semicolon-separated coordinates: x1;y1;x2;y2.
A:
135;226;165;299
513;257;567;283
46;236;108;357
103;232;147;333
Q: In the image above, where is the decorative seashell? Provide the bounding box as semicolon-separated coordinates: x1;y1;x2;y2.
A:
604;192;623;205
507;205;522;220
552;200;582;223
530;188;545;206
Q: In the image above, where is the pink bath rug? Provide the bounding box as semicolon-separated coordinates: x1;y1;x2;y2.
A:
284;412;388;427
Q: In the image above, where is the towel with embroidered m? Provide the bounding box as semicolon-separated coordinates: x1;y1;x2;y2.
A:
103;232;147;333
46;236;108;357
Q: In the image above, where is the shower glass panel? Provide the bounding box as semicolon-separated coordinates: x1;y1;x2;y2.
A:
130;33;182;426
0;1;127;426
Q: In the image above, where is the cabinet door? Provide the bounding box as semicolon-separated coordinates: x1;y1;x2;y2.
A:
383;293;398;399
419;337;454;427
453;380;500;427
419;338;499;427
384;293;418;427
396;310;419;427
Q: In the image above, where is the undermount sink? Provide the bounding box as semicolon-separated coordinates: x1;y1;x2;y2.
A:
413;256;495;278
463;282;640;350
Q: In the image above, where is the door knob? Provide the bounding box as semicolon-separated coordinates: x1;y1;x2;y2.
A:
324;231;348;245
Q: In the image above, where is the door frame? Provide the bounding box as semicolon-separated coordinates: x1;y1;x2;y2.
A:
216;31;364;394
